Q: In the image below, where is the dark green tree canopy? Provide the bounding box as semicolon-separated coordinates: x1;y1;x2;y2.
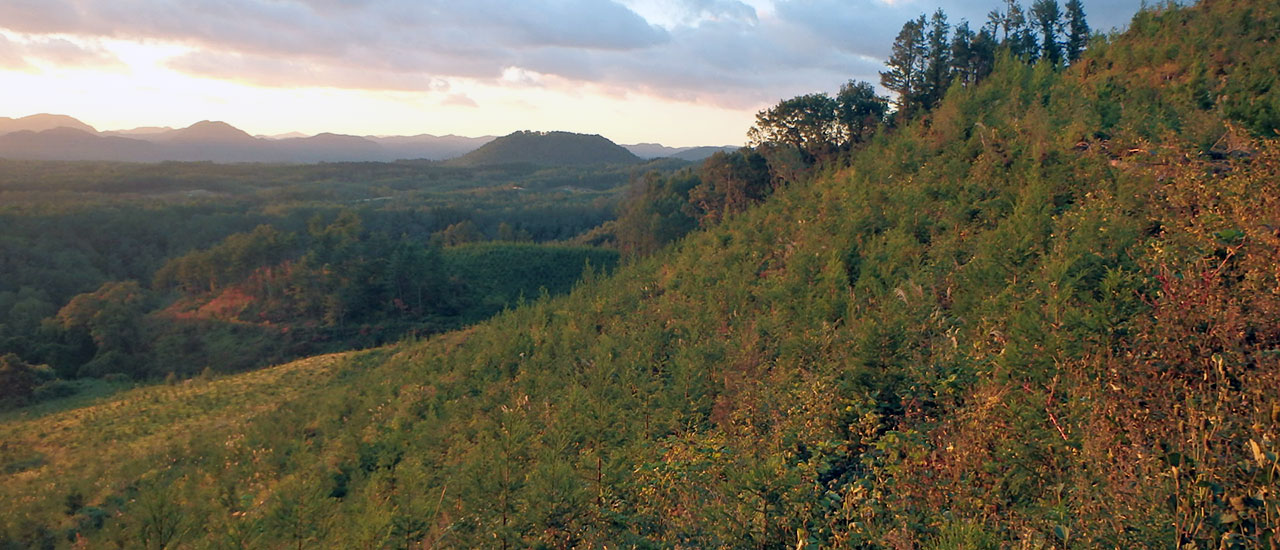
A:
747;93;840;162
1031;0;1065;65
1064;0;1090;63
835;80;890;146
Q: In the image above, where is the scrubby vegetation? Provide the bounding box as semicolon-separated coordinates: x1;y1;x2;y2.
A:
4;0;1280;548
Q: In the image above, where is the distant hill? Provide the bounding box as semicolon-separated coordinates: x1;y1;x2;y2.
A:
273;133;386;163
154;120;256;144
448;130;641;167
367;133;495;161
104;126;175;137
0;128;161;162
623;143;739;161
669;145;739;161
0;114;97;135
622;141;737;161
623;142;684;158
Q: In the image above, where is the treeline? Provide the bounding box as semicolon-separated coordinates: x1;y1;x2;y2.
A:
883;0;1090;118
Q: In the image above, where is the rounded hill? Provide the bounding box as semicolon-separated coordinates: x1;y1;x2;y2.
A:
446;130;641;166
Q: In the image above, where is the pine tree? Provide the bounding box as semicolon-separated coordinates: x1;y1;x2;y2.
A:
1064;0;1090;63
923;9;953;108
1031;0;1064;65
880;15;929;118
1003;1;1037;60
950;21;976;85
971;26;999;81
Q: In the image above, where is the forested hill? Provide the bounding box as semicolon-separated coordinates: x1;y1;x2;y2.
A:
3;1;1280;548
447;130;642;167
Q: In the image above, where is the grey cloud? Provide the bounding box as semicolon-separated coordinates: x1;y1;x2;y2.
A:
774;0;912;59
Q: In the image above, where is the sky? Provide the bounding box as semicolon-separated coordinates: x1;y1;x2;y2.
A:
0;0;1148;147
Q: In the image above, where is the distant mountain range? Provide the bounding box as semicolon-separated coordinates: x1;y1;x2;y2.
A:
0;114;737;164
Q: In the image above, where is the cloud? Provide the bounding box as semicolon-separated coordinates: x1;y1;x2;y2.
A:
0;0;1148;106
441;93;478;108
165;50;452;92
0;32;123;71
0;35;35;71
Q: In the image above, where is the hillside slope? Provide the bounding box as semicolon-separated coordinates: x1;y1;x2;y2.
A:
3;1;1279;548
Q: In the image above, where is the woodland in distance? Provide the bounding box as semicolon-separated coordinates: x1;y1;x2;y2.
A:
2;0;1279;548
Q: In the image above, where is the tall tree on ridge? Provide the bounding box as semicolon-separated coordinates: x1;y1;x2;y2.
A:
880;15;929;119
1031;0;1064;65
950;21;977;86
1004;0;1037;60
1064;0;1090;63
923;9;953;108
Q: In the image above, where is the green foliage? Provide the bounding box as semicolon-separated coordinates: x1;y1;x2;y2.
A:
688;149;773;225
747;93;841;163
836;81;891;147
441;242;620;318
613;169;700;256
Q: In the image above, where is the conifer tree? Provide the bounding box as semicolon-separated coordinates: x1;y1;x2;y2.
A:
971;26;998;81
950;21;976;85
1003;0;1037;60
1031;0;1064;65
923;9;953;108
880;15;928;118
1064;0;1090;63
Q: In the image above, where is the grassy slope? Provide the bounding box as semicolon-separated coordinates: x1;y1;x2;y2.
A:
1;352;367;544
4;1;1279;548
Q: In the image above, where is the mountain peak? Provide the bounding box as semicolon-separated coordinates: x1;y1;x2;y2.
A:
448;130;640;167
160;120;256;143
